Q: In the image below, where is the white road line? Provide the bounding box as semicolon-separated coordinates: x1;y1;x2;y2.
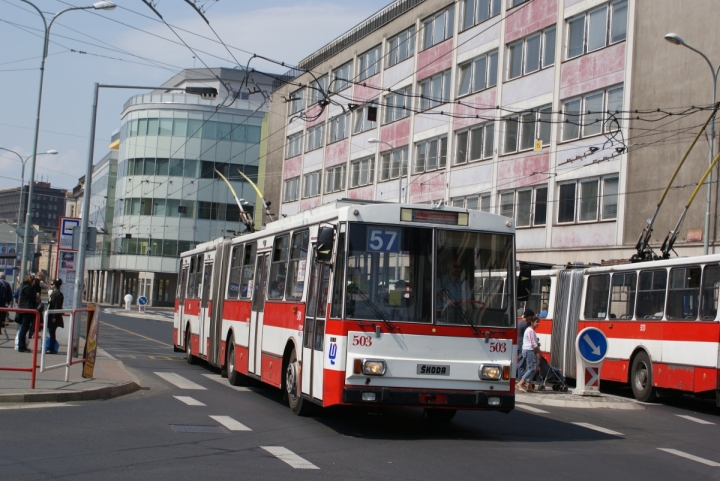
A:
201;373;250;391
658;448;720;467
154;372;207;390
572;422;624;436
209;415;251;431
174;396;206;406
0;403;77;410
515;403;550;414
261;446;319;470
675;414;716;425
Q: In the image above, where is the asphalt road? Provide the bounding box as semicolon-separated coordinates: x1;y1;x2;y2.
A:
1;311;719;480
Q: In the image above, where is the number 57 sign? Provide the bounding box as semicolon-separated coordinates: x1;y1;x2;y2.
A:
367;229;401;253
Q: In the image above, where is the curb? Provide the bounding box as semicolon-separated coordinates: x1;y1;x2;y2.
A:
0;381;141;403
515;393;644;410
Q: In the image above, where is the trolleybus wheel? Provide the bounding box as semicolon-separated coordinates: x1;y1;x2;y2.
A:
185;331;197;365
425;408;457;422
631;351;657;402
285;348;312;416
226;336;246;386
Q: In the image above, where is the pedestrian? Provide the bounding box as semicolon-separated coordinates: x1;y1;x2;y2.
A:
46;279;64;354
517;316;541;393
516;309;533;379
16;274;38;353
0;272;12;329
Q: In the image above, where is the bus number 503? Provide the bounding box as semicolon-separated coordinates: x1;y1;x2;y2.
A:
489;341;507;353
352;335;373;347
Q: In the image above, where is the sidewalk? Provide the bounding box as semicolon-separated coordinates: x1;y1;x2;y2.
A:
0;321;140;403
516;388;644;410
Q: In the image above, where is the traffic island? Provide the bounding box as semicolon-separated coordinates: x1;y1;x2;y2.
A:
515;389;643;410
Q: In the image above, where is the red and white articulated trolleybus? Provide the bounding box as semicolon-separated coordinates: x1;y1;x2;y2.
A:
174;200;522;418
527;257;720;405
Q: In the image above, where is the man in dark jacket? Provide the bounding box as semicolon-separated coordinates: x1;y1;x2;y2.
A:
0;272;11;329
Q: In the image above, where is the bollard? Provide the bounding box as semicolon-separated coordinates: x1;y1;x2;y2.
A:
124;294;133;310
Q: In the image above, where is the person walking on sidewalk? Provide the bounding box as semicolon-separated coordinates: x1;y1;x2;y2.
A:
516;316;541;393
46;279;64;354
0;272;11;330
516;309;533;380
17;274;38;353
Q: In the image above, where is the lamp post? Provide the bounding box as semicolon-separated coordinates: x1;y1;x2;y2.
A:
369;138;407;203
18;0;116;287
665;33;720;255
0;147;58;283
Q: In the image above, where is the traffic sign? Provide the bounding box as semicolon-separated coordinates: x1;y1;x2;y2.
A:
577;327;608;363
15;225;39;238
138;296;148;306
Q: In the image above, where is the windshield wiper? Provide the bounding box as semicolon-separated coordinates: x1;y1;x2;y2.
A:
347;285;396;331
438;288;480;335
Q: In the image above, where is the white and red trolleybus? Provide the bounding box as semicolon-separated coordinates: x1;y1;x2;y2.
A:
526;257;720;405
173;200;522;418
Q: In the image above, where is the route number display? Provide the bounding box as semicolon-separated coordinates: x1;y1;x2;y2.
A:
367;229;400;253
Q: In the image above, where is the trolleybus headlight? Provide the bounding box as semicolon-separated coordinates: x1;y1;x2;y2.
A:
362;359;387;376
479;365;502;380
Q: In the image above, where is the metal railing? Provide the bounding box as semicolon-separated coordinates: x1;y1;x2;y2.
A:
0;308;41;388
40;308;95;382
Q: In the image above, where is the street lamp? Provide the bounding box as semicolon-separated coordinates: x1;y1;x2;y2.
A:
665;33;720;255
369;138;408;203
18;0;116;287
0;147;58;282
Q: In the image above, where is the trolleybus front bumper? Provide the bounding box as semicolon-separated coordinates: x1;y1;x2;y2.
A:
342;387;514;410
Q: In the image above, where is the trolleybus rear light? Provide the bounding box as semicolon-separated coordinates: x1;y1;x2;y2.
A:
361;392;377;401
503;366;510;380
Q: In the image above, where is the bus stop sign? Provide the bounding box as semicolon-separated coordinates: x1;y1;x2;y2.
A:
577;327;608;363
138;296;148;313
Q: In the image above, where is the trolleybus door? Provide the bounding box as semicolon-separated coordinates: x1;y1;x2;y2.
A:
199;262;213;357
177;264;188;346
302;248;330;399
249;253;269;375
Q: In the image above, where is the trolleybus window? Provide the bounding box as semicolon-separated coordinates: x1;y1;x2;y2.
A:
269;235;289;300
436;230;514;327
330;225;347;318
286;231;309;300
240;243;256;298
636;269;667;319
610;272;636;319
524;277;551;317
227;245;243;299
345;224;433;323
700;264;720;321
178;264;188;301
666;266;701;320
584;274;610;319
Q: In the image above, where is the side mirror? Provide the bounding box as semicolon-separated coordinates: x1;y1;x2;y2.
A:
316;226;335;264
517;268;532;302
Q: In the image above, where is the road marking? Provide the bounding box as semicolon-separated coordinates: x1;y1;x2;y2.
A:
210;415;251;431
675;414;716;425
154;372;207;390
515;403;549;414
0;403;77;410
174;396;206;406
658;448;720;467
202;373;251;392
101;321;174;347
261;446;319;470
572;422;623;436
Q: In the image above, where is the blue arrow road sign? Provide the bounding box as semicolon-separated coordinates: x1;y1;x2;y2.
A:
138;296;148;306
577;327;608;363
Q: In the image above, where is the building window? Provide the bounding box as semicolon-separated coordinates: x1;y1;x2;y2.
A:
455;122;495;164
461;0;501;31
303;171;322;198
286;132;303;158
414;135;448;174
423;5;455;50
284;177;299;202
350;156;375;188
458;51;498;97
325;164;347;193
379;147;409;182
503;106;552;153
387;27;416;67
567;0;628;60
507;27;556;80
357;45;382;81
451;195;485;210
289;88;305;115
309;75;328;105
562;86;623;141
498;186;548;227
510;0;529;7
331;61;353;93
353;105;378;134
419;70;451;111
557;176;618;224
306;124;325;152
328;113;349;143
384;86;412;124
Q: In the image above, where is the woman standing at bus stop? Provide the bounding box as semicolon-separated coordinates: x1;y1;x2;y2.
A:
16;274;37;353
47;279;64;354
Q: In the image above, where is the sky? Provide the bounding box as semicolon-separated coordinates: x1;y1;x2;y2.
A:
0;0;391;192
